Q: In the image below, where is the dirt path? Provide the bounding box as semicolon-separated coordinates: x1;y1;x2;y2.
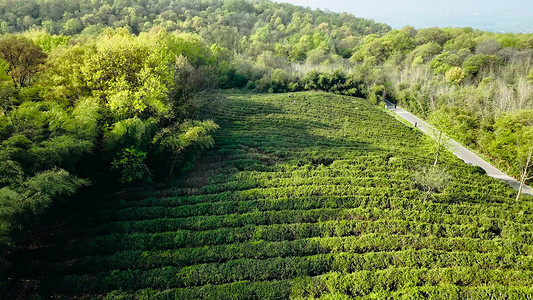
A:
384;100;533;197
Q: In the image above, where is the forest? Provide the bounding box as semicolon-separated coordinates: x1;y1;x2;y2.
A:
0;0;532;297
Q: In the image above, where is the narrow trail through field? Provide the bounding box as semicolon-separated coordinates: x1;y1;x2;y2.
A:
384;100;533;197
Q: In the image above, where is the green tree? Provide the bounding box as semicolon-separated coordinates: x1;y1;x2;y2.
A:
445;67;465;84
271;69;290;92
303;70;320;90
443;30;477;51
411;42;442;61
23;30;70;53
0;35;47;88
62;18;83;35
415;27;450;46
462;54;502;77
386;28;415;53
489;110;533;179
351;35;394;64
152;120;219;179
289;35;313;61
112;147;150;183
306;47;329;65
223;0;254;13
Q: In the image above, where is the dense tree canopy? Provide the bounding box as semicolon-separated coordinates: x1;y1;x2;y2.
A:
0;26;219;278
0;35;46;87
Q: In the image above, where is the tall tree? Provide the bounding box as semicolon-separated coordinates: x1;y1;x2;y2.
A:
0;35;47;88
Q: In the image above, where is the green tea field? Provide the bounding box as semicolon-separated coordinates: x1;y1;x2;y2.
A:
9;92;533;299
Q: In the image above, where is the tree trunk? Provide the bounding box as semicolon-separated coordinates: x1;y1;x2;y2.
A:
167;162;175;182
433;131;443;166
516;146;532;201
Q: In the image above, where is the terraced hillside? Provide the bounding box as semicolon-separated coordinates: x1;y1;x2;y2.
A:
7;92;533;299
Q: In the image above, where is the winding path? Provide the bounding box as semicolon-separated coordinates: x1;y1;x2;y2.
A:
384;100;533;197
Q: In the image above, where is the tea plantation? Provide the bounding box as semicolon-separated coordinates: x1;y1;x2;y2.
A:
9;92;533;299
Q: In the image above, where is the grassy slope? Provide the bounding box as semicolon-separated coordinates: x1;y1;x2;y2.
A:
7;91;533;299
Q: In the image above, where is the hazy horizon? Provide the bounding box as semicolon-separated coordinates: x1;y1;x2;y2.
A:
274;0;533;33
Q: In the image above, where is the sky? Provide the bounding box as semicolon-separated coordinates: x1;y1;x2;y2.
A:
274;0;533;33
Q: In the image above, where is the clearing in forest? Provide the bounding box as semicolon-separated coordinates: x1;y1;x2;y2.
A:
7;92;533;299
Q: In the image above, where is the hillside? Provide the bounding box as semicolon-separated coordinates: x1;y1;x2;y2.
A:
1;0;531;183
6;92;532;299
